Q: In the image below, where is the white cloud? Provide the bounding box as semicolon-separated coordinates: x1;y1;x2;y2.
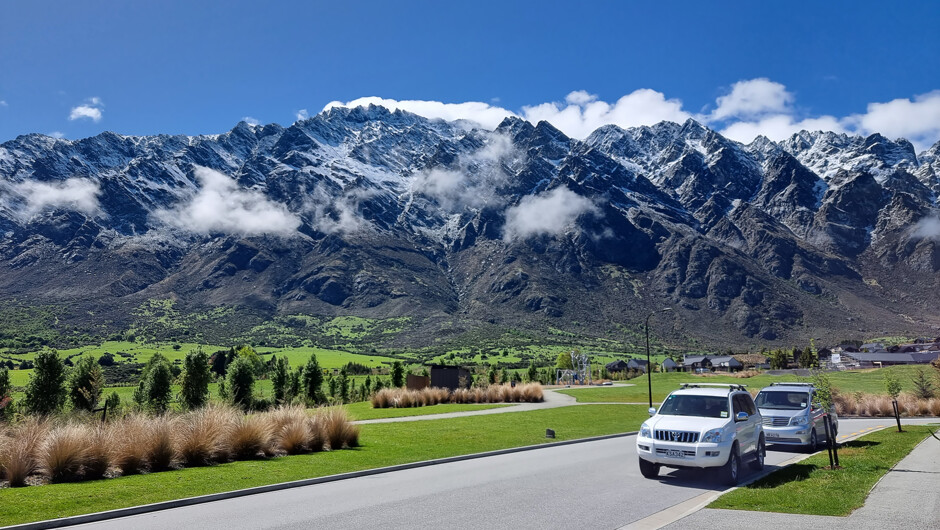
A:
303;187;372;235
503;186;599;242
0;100;7;107
7;178;101;218
521;89;691;139
48;131;65;139
709;78;794;121
69;97;104;122
324;96;515;130
410;132;521;211
847;91;940;150
295;109;309;121
154;167;300;236
324;81;940;149
911;216;940;242
241;116;261;126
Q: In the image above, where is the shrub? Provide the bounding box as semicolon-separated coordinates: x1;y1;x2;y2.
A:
306;414;326;452
144;415;179;472
0;417;48;486
40;424;91;482
104;391;121;417
884;370;902;399
229;414;273;459
321;407;355;450
391;361;404;388
24;350;67;416
111;414;149;474
136;354;174;413
178;404;236;466
97;352;115;366
271;356;291;405
269;405;310;455
68;356;106;412
227;356;256;412
180;348;212;410
82;423;113;480
911;367;935;400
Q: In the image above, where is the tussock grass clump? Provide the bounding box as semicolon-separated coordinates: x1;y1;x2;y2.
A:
144;415;179;472
0;418;48;487
229;415;273;459
373;384;544;408
83;423;114;480
268;405;313;455
306;415;326;452
111;414;150;474
178;404;236;466
320;407;357;450
40;424;91;482
835;392;939;417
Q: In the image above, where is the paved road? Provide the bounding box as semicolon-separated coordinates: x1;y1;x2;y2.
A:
73;418;931;530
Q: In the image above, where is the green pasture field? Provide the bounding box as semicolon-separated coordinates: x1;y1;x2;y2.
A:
710;425;934;515
0;404;647;526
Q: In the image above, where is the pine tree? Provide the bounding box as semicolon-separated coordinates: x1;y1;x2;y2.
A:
272;356;291;404
68;356;105;411
527;362;538;383
338;368;350;403
180;348;212;410
302;354;324;404
391;361;404;388
25;350;67;415
227;356;256;411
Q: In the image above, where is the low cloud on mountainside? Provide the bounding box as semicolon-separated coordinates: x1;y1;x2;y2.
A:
912;216;940;242
153;167;300;236
4;177;102;219
502;186;600;242
325;79;940;151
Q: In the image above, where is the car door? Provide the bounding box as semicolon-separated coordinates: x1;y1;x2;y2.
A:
732;394;756;453
809;391;827;439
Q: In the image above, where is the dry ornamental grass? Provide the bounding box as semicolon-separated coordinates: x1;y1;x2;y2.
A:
372;383;544;408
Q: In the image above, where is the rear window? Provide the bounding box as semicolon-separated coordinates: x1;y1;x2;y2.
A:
755;391;809;410
659;394;729;418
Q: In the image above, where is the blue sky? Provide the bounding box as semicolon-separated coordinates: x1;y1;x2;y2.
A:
1;1;938;149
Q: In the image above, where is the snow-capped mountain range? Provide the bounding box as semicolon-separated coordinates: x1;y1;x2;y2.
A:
1;105;938;347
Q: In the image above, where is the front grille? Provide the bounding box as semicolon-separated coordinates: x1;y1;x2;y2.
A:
654;430;700;443
656;448;696;457
762;416;789;427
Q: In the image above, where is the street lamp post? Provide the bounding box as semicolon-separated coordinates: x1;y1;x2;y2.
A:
645;308;672;409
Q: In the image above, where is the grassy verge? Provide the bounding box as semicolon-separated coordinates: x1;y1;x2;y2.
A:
0;404;646;526
709;425;933;516
344;401;510;420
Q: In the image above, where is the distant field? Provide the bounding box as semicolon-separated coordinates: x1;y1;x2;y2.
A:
558;365;939;403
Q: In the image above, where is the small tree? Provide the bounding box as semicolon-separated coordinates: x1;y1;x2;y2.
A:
769;349;789;370
0;366;11;419
271;356;291;404
555;352;574;371
499;369;509;384
25;350;67;415
146;361;174;413
104;391;121;416
227;356;256;411
527;362;538;383
391;361;404;388
884;370;902;400
337;368;350;403
68;356;105;411
180;348;212;410
302;354;324;404
487;365;498;385
811;371;834;410
911;367;935;399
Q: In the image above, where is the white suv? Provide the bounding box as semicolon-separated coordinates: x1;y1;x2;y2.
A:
636;383;765;486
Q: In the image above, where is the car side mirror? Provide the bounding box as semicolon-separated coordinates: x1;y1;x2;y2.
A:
648;407;657;417
735;411;749;422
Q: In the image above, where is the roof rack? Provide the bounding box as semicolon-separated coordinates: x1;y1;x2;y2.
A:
679;383;748;392
769;382;815;387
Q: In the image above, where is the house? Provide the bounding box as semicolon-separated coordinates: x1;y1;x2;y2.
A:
841;352;940;367
733;354;769;370
860;343;887;353
661;358;679;372
605;360;629;373
627;359;649;373
709;356;744;372
683;356;712;372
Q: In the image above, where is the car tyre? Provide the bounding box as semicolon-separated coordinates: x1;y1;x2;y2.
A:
638;457;660;479
806;429;818;453
750;435;765;471
720;444;740;486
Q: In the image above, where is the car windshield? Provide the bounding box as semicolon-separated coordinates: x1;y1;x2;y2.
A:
755;391;809;410
658;394;729;418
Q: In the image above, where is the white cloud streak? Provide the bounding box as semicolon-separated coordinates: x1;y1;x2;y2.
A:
154;167;300;236
503;186;599;242
241;116;261;126
69;97;104;122
302;186;373;235
911;216;940;242
6;178;101;218
325;81;940;150
295;109;309;121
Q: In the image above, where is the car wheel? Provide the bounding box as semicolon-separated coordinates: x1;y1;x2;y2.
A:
638;457;660;479
720;445;740;486
750;435;765;471
806;429;818;452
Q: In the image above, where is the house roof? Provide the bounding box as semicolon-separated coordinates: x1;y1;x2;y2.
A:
662;358;678;366
628;359;649;366
710;356;743;365
683;355;708;365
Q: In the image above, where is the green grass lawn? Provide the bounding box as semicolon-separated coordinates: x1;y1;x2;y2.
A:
558;365;936;404
709;425;934;515
343;401;510;420
0;404;647;526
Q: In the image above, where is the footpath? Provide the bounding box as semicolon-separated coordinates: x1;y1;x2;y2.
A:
664;432;940;529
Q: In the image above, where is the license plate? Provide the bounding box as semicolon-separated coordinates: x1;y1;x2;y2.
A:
666;449;684;458
766;433;779;438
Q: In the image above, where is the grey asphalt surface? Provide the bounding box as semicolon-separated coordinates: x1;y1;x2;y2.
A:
70;418;918;530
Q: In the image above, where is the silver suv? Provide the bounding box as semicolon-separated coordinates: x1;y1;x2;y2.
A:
754;382;838;452
636;383;765;486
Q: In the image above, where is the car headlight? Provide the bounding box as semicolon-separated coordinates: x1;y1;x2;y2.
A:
790;416;809;426
702;428;723;443
640;423;651;438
